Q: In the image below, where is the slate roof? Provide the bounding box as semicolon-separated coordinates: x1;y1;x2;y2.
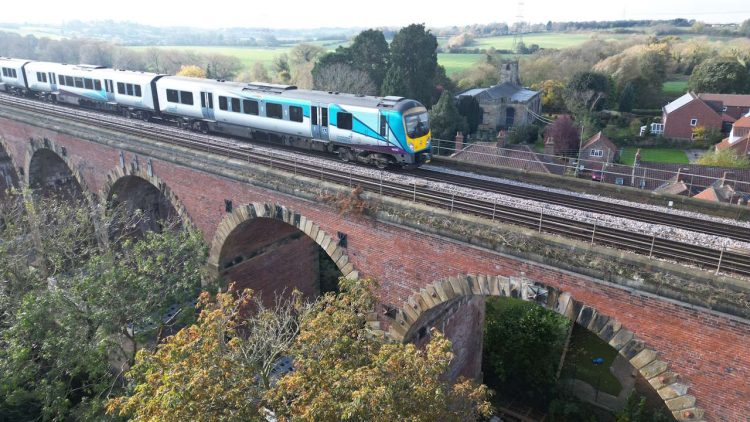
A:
457;82;539;103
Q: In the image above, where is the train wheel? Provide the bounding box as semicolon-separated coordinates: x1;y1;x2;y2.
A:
338;148;351;162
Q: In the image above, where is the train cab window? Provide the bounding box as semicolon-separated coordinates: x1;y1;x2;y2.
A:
126;84;134;96
65;76;74;86
380;115;387;136
266;103;283;119
321;108;328;127
231;97;240;113
180;91;194;105
337;112;353;130
134;85;141;97
167;89;179;103
118;82;126;95
94;80;102;91
84;78;93;90
74;77;84;88
243;99;258;115
289;105;303;122
218;96;228;111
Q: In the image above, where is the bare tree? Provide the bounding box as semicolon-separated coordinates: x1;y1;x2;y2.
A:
313;63;377;96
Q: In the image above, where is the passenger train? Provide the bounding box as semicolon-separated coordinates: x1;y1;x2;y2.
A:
0;57;432;168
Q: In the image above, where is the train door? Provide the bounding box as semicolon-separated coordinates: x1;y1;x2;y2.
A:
311;104;329;141
200;91;215;120
48;72;57;91
104;79;115;102
379;112;389;146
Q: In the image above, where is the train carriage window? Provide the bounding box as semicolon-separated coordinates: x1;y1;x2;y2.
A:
84;78;93;90
218;96;228;111
74;77;84;88
180;91;193;105
1;68;6;77
337;112;353;130
117;82;126;95
266;103;283;119
231;97;240;113
311;106;318;125
380;115;387;136
243;99;259;115
58;75;65;86
167;89;179;103
36;72;41;81
126;84;134;96
289;105;303;122
66;76;74;86
321;108;328;127
94;80;102;91
12;69;16;78
134;85;141;97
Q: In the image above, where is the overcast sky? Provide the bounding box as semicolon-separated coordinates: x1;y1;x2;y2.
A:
3;0;749;28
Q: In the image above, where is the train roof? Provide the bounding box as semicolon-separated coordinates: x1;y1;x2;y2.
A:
0;57;30;67
160;76;422;111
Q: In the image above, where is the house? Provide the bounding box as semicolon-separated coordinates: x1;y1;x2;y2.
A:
714;113;750;156
661;92;723;140
580;132;619;164
661;92;750;140
455;61;541;135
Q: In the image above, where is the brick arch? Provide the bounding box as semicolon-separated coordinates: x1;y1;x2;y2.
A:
24;138;90;199
386;274;703;421
100;164;194;229
0;138;20;193
207;202;358;281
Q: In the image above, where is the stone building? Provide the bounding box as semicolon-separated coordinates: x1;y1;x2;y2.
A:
455;61;541;136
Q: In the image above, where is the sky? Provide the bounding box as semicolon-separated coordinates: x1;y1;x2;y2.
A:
3;0;749;29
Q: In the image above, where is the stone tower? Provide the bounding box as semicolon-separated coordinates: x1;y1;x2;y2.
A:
499;60;520;86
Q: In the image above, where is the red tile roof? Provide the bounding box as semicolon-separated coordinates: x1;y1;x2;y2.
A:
698;93;750;108
451;142;553;174
735;115;750;128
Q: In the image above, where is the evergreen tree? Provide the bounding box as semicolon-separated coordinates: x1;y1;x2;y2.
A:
429;91;467;143
384;24;439;107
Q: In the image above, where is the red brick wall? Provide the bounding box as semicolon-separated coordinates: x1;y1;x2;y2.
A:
664;100;723;140
1;118;749;420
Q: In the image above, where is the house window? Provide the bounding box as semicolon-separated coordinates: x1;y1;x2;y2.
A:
722;106;727;112
690;118;698;126
590;149;604;157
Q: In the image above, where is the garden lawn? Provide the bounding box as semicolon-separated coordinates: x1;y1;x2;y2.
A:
662;80;689;95
619;147;689;165
560;325;622;397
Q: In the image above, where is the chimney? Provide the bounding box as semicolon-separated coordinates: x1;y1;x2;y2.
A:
544;136;556;156
455;132;464;153
499;60;520;86
496;130;507;148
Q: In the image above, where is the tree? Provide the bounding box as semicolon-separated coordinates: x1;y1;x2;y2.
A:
176;64;207;78
508;125;540;145
483;298;570;404
266;278;492;421
107;288;266;421
618;80;637;112
565;71;611;115
531;79;566;112
349;29;391;93
429;91;467;143
312;63;377;96
383;24;439;107
689;57;750;94
271;53;292;84
740;19;750;37
456;95;483;134
544;115;581;154
288;43;326;88
696;149;750;169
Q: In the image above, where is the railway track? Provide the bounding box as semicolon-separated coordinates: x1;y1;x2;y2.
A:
1;94;748;277
412;168;750;243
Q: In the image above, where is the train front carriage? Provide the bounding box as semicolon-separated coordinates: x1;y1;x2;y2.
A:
0;57;30;94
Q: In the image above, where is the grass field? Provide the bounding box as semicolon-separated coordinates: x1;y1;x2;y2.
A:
437;53;486;76
127;45;298;68
662;80;689;95
620;147;689;165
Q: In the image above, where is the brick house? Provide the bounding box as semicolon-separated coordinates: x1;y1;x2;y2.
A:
455;61;541;135
580;132;619;164
715;114;750;156
662;92;723;140
698;93;750;121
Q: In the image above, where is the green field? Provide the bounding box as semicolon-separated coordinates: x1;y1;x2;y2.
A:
437;53;486;76
127;45;299;68
662;80;689;95
620;147;689;165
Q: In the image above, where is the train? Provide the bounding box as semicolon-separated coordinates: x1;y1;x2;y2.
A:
0;57;432;168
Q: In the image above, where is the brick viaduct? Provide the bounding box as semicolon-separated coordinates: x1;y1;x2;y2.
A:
1;105;749;421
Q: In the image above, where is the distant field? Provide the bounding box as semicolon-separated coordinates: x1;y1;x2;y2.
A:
0;25;64;39
662;80;689;95
437;53;485;76
620;147;689;165
127;45;294;68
